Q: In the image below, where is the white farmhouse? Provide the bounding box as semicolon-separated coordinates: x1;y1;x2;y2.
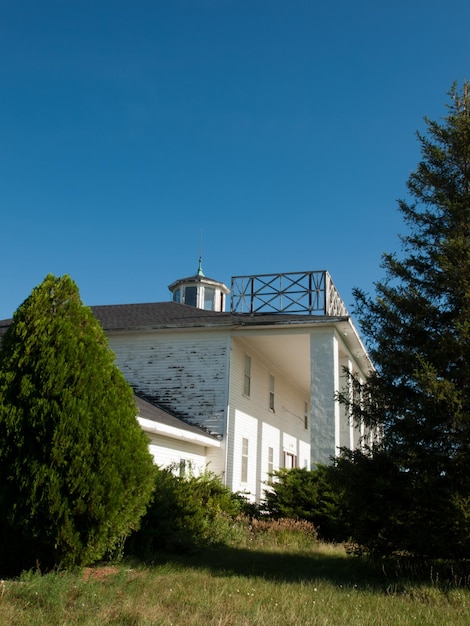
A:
0;264;375;502
90;262;375;502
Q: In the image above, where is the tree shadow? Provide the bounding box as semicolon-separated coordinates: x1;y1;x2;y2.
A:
134;545;470;590
138;545;391;591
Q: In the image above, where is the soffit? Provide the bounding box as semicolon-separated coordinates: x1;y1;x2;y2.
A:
237;332;311;395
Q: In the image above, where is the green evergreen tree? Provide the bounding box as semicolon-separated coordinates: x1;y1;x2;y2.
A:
337;81;470;558
0;274;155;573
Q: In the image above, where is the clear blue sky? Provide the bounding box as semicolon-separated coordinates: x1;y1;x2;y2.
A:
1;0;469;320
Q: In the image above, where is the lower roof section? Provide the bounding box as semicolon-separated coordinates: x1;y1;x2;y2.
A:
135;395;220;447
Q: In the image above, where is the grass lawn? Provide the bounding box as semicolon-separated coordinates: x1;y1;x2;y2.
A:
1;542;469;625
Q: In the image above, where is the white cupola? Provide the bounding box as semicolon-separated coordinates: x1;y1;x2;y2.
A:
168;258;230;312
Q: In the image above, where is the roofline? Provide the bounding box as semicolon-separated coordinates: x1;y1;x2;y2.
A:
168;275;230;294
99;312;353;333
1;305;374;371
137;416;221;447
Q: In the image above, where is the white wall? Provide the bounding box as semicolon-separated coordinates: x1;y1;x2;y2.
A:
231;410;259;501
261;422;281;496
146;432;209;474
227;337;311;501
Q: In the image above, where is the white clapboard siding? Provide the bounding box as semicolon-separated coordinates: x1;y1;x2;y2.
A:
261;422;281;495
298;439;311;469
146;433;209;473
108;330;230;437
227;337;311;500
231;409;259;501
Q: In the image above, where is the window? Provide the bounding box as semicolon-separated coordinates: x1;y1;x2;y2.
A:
243;354;251;397
241;437;249;483
269;374;275;411
184;286;197;307
304;401;309;430
203;286;215;310
268;446;274;475
179;459;187;477
173;288;181;303
283;451;297;469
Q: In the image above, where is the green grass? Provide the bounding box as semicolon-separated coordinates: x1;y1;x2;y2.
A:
1;538;469;625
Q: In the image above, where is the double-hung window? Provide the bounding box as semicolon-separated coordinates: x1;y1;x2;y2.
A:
268;446;274;475
241;438;249;483
244;355;251;397
269;374;275;411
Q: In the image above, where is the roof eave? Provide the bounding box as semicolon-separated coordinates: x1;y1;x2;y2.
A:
137;416;221;447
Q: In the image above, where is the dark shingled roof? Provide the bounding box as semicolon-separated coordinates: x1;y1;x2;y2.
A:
0;301;342;337
135;394;218;440
0;318;10;337
92;301;233;330
91;301;340;332
0;302;227;336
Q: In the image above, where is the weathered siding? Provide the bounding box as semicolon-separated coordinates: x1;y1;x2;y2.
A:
107;330;230;438
101;316;372;503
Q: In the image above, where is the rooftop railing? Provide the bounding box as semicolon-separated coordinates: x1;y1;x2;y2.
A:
230;270;348;316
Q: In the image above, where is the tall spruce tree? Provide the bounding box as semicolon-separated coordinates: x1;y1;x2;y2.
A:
337;81;470;558
0;274;155;573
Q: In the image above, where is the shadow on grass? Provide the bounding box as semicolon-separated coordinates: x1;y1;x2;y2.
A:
134;545;391;590
130;545;470;591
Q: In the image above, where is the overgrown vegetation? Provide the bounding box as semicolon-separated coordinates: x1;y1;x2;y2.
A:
263;465;349;542
0;275;155;575
126;465;249;557
1;534;469;625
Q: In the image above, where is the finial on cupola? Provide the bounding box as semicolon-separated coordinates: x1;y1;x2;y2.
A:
197;229;205;277
197;256;205;277
168;254;230;312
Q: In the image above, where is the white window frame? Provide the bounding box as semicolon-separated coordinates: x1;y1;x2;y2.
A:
268;446;274;476
241;437;249;483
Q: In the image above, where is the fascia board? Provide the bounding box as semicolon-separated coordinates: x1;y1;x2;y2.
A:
137;416;221;448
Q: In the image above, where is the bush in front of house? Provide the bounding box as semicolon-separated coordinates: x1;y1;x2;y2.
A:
126;466;247;557
263;465;349;542
241;517;318;550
